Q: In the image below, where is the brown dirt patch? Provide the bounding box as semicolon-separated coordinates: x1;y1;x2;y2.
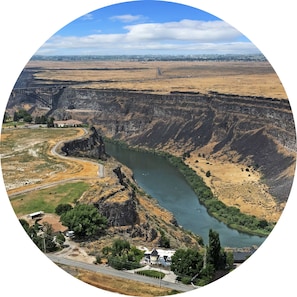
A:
19;213;67;233
39;213;67;233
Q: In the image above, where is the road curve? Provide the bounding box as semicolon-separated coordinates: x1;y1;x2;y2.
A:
9;128;99;198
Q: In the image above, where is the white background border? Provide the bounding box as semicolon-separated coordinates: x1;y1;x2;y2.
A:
1;1;296;296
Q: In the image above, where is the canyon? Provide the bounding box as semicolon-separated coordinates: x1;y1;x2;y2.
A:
6;59;297;224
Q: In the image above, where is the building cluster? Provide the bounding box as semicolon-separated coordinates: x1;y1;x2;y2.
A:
138;246;176;266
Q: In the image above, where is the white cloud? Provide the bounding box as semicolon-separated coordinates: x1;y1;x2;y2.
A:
80;13;94;21
125;20;241;42
109;14;143;23
36;19;259;55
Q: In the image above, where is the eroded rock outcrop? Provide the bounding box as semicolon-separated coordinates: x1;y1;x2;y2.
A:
87;163;191;248
61;126;107;160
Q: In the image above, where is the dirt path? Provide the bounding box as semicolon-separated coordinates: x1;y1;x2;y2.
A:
6;128;100;197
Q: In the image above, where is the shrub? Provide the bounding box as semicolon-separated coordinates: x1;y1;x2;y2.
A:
55;203;73;215
136;270;165;279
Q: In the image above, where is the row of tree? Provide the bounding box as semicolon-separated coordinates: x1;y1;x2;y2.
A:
171;229;233;286
3;109;55;127
161;152;274;236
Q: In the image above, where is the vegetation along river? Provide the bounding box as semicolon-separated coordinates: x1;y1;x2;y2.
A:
105;142;266;248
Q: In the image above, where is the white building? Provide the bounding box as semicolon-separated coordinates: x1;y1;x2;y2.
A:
141;247;176;266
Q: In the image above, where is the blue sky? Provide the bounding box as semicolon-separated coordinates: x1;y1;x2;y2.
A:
36;0;260;56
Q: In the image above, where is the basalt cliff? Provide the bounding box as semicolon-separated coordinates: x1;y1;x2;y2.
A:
61;126;107;160
8;85;296;206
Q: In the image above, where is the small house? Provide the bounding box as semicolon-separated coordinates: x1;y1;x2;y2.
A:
150;248;159;264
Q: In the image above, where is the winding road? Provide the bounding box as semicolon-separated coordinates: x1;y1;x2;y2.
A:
8;128;99;198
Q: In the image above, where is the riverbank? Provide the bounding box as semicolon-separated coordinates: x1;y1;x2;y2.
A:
104;138;274;238
184;153;283;223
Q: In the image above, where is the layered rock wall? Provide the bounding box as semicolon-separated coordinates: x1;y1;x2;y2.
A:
61;126;107;160
8;87;296;202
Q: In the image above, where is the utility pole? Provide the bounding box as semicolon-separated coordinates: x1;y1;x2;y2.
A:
43;232;46;253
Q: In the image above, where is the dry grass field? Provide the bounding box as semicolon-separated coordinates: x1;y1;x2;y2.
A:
57;264;179;297
1;127;99;195
184;155;284;222
28;60;287;98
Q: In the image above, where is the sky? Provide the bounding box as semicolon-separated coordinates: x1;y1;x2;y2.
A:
35;0;260;56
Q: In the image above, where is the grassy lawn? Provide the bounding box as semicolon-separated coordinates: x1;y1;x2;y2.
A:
11;181;89;216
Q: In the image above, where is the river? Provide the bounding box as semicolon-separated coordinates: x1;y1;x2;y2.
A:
105;142;266;248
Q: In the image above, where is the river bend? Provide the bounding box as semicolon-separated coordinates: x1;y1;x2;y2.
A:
105;143;266;248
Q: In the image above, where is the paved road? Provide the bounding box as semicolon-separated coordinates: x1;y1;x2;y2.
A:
47;254;196;293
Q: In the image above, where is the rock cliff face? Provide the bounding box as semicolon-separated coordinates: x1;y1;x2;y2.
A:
83;162;194;248
61;126;107;160
8;87;296;203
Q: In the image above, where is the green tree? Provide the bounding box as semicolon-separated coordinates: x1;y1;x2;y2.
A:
55;232;66;246
13;111;19;122
47;117;55;127
171;248;203;279
226;251;234;269
258;219;268;228
23;113;32;123
106;239;143;270
207;229;226;270
19;218;30;232
207;229;221;269
19;218;38;240
197;264;215;286
60;204;107;238
3;111;10;123
55;203;73;215
95;254;102;264
19;219;59;252
111;238;131;256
